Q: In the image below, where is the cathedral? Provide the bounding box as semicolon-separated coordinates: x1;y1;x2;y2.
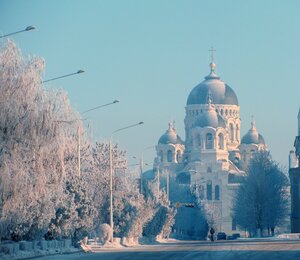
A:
144;58;267;237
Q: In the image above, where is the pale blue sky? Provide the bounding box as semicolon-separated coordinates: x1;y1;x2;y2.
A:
1;0;299;168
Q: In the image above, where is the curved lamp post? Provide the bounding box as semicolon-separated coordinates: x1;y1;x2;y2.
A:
42;69;84;83
54;99;120;177
132;145;154;194
109;122;144;239
0;26;36;38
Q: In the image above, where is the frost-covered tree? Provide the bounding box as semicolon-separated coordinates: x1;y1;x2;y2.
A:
232;151;289;236
0;39;168;244
0;39;89;241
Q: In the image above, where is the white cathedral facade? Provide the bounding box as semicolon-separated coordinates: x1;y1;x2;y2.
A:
146;61;267;236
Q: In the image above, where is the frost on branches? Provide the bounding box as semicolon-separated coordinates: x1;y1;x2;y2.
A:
0;40;176;244
0;40;90;241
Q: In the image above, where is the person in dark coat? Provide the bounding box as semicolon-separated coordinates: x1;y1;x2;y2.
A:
209;227;215;242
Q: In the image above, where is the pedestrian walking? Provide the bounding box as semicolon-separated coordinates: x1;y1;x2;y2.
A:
209;227;215;242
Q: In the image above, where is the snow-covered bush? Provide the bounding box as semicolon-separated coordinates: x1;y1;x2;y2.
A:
142;194;176;240
98;223;113;244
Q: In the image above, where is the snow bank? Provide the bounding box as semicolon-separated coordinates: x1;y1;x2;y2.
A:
0;239;80;260
277;233;300;239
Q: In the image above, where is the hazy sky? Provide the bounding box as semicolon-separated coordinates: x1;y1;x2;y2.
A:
1;0;299;169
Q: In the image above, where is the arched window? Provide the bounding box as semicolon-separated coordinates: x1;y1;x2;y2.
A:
236;124;239;142
207;181;212;200
206;133;214;149
221;109;224;115
176;150;182;163
230;123;234;142
215;185;220;200
167;150;172;162
197;134;201;147
199;185;205;200
218;133;224;150
159;151;163;162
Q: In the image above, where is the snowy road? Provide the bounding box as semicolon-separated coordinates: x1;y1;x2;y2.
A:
37;239;300;260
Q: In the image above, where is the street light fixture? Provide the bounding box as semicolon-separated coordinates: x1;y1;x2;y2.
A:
77;100;120;177
42;69;85;83
54;99;120;177
132;145;155;194
109;121;144;240
0;26;36;38
82;100;119;114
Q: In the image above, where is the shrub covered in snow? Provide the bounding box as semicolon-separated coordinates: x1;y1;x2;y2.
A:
98;224;113;244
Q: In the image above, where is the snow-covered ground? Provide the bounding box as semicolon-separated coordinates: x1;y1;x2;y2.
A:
34;238;300;260
0;239;80;260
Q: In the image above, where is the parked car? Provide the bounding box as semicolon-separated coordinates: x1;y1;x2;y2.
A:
232;233;240;239
217;232;227;240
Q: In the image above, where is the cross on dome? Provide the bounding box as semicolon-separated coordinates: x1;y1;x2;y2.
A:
251;115;257;131
209;46;216;62
209;47;217;72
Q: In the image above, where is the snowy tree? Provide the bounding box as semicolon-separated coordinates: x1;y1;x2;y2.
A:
232;151;289;237
0;39;90;241
0;39;167;244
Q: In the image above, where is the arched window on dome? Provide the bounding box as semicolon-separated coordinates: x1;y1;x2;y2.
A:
229;109;232;116
236;124;239;142
215;185;220;200
207;181;212;200
221;109;224;116
218;133;224;150
159;150;163;162
206;133;214;149
225;109;228;116
167;150;172;162
230;123;234;142
176;150;182;163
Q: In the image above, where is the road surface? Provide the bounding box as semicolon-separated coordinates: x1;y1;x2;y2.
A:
37;239;300;260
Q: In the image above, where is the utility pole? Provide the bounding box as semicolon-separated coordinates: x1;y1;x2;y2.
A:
140;157;143;194
157;167;160;197
109;138;113;231
166;169;169;202
78;126;81;177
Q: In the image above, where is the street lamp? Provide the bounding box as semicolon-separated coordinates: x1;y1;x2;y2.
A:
82;100;119;114
42;69;85;83
77;100;120;177
109;121;144;239
132;157;150;194
0;26;36;38
54;99;119;177
132;145;154;194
